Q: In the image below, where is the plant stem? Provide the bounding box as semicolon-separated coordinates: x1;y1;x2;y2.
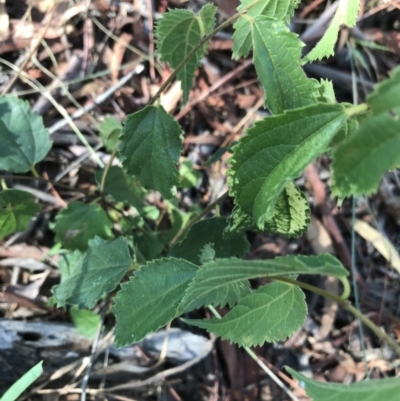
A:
31;166;40;179
100;147;118;193
208;305;300;401
272;276;400;358
345;103;369;117
168;191;228;249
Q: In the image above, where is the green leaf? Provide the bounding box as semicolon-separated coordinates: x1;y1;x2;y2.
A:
95;166;145;210
113;258;198;347
199;243;216;264
367;67;400;114
169;217;250;265
304;0;360;62
232;0;300;59
0;190;40;240
52;237;132;308
251;17;318;113
225;181;310;238
99;116;121;152
181;254;347;312
57;250;83;282
1;361;43;401
155;4;217;105
317;79;336;103
228;103;347;227
119;105;183;199
185;281;306;347
0;96;52;173
331;108;400;197
70;306;101;338
54;201;112;251
332;68;400;196
287;367;400;401
180;159;201;188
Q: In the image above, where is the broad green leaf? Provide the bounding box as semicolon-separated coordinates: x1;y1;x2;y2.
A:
181;254;347;312
0;96;52;173
0;190;40;240
113;258;198;347
1;361;43;401
232;0;300;59
185;281;307;346
70;306;101;338
52;237;132;308
225;181;310;238
57;250;83;282
367;67;400;114
155;4;217;105
304;0;360;62
251;17;318;114
169;217;250;265
228;103;347;228
99;116;121;152
332;68;400;196
119;105;183;199
332;108;400;197
54;201;112;251
134;231;164;261
159;204;193;245
95;166;145;210
287;367;400;401
180;159;201;188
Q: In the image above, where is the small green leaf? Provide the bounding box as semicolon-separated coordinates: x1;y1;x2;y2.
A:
228;103;347;227
113;258;198;347
52;237;132;308
304;0;360;62
204;144;234;167
57;250;83;282
232;0;300;59
367;67;400;114
225;181;310;238
0;189;40;240
181;254;347;312
99;116;121;152
119;105;183;199
332;108;400;197
287;367;400;401
180;159;201;188
155;4;217;105
169;217;250;265
54;202;112;251
251;17;318;114
1;361;43;401
70;306;101;338
317;79;336;103
199;243;216;265
95;166;145;210
332;68;400;196
0;96;52;173
185;281;307;347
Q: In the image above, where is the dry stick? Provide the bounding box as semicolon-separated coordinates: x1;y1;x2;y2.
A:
1;3;57;95
208;306;301;401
